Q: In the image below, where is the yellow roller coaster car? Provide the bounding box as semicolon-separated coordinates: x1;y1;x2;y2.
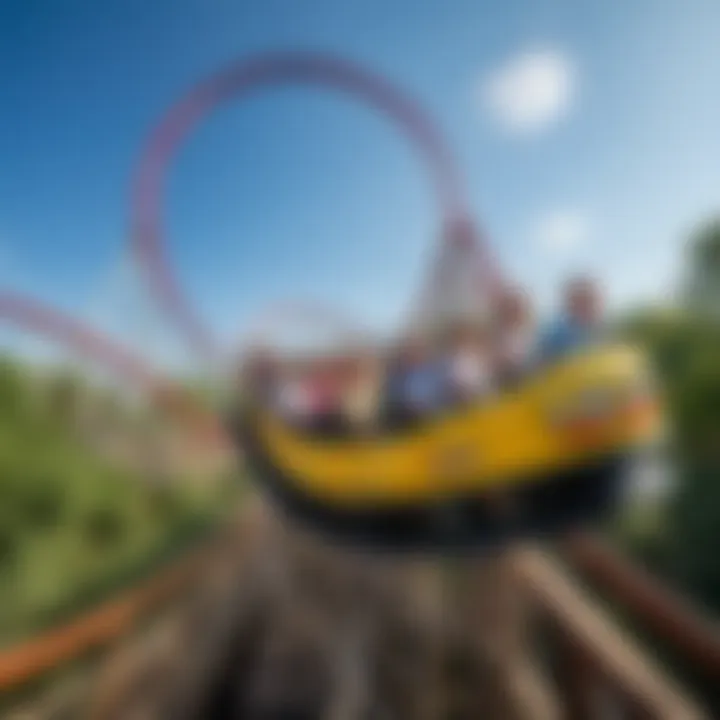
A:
239;343;664;552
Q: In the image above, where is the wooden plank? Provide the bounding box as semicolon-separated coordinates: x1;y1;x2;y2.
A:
516;549;708;720
554;626;598;720
564;534;720;680
500;660;562;720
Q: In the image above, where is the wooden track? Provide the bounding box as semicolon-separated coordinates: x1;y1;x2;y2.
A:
0;511;249;693
0;505;715;719
516;546;709;720
563;533;720;677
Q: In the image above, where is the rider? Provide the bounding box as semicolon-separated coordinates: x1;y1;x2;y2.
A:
382;335;444;429
540;275;605;362
441;320;495;406
493;286;537;385
344;348;383;433
304;358;348;436
276;361;314;427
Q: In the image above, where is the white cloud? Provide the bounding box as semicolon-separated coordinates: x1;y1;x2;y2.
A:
481;49;576;135
533;209;590;254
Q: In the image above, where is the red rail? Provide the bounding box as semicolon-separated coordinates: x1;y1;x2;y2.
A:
565;534;720;679
0;524;233;692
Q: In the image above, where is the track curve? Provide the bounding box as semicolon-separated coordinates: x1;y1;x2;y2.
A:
130;50;486;361
0;290;227;445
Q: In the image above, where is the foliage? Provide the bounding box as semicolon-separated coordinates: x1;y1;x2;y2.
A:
0;354;237;646
620;223;720;616
682;218;720;318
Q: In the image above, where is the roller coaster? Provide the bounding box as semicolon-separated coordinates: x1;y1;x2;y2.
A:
128;49;661;552
0;50;716;719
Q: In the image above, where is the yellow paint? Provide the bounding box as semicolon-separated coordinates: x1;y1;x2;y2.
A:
257;344;664;507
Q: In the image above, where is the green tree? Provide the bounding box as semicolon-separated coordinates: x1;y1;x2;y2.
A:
0;354;232;645
683;218;720;319
44;369;85;425
623;222;720;615
0;356;27;418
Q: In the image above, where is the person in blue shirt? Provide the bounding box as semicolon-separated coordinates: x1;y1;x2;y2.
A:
540;276;605;362
383;336;444;428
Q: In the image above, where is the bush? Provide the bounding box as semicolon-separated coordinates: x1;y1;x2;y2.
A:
0;355;234;644
146;485;185;522
18;474;66;530
623;309;720;616
0;526;19;569
0;356;26;417
82;505;126;548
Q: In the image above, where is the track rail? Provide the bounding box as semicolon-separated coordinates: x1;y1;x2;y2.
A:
0;522;234;692
564;533;720;679
0;290;228;447
130;50;495;360
518;547;708;719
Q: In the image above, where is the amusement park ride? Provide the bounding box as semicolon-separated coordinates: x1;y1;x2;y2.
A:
1;50;663;553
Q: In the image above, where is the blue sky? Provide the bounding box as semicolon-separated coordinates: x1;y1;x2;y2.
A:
1;0;720;366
